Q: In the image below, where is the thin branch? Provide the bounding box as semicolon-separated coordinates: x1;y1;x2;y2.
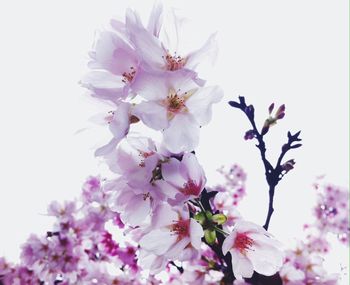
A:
229;96;302;230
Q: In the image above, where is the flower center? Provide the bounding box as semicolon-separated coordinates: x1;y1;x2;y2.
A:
234;233;254;254
182;179;201;197
138;151;155;167
164;53;186;71
167;92;185;113
122;67;136;83
171;219;190;239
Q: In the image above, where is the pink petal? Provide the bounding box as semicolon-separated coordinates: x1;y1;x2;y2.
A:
131;70;168;100
180;153;206;186
128;25;165;69
91;31;138;75
161;158;187;187
121;194;151;226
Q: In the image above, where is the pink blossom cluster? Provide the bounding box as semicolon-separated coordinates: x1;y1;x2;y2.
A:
313;182;349;244
278;179;349;285
1;3;348;285
280;241;339;285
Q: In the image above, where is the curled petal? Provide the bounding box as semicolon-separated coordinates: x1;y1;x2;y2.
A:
186;86;224;126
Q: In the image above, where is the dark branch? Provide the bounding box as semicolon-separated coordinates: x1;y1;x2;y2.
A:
229;96;302;230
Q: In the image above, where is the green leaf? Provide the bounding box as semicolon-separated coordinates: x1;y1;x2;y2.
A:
204;229;216;244
194;212;206;225
212;214;227;225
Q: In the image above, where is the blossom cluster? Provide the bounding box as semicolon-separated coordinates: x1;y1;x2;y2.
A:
312;181;349;245
0;2;348;285
80;2;284;281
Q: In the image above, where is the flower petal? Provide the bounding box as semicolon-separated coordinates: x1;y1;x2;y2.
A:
230;250;254;279
180;153;206;185
186;85;224;126
133;101;168;130
121;194;151;226
94;137;119;157
139;229;176;255
163;113;199;153
131;70;168;100
128;25;165;69
147;1;164;37
190;219;204;249
222;231;237;256
186;32;218;70
161;158;187;187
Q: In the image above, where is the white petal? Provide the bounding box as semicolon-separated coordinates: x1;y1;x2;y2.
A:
190;219;204;249
147;1;164;37
247;243;283;276
186;32;218;70
138;250;167;274
81;70;124;89
139;229;176;255
151;203;178;228
222;231;237;256
109;102;131;139
165;237;190;258
186;85;224;126
94;137;119;157
163;114;199;153
133;101;168;130
230;250;254;279
122;194;151;226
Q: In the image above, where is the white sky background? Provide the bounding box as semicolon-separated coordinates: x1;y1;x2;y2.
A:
0;0;348;282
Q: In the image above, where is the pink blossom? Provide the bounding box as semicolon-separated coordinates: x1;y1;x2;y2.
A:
126;5;217;77
94;102;134;156
222;221;283;279
132;70;223;153
81;30;139;104
160;152;206;204
138;204;203;272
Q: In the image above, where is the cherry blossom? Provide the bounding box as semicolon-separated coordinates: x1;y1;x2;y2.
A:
161;152;206;204
138;204;203;272
222;221;284;279
81;29;140;104
126;4;217;78
132;70;223;152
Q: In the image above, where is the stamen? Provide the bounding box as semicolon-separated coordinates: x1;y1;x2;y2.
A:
234;233;254;254
182;179;201;197
166;92;186;113
165;53;186;71
122;66;136;83
171;219;190;240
